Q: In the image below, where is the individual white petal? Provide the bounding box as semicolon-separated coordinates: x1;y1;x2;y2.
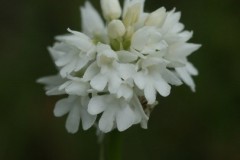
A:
48;43;66;61
46;88;65;96
59;60;77;77
99;107;116;133
51;41;76;54
178;43;201;57
80;1;105;37
54;97;72;117
59;80;71;91
186;62;198;76
56;29;93;52
131;27;150;51
131;26;167;54
65;81;89;96
166;61;185;68
83;62;100;81
118;63;136;80
145;7;166;27
80;97;97;130
168;43;201;59
81;109;97;130
161;10;181;33
116;105;136;131
74;54;90;71
178;31;193;42
37;75;64;88
50;45;77;67
176;67;196;92
116;50;138;63
88;95;108;115
144;83;156;104
90;73;108;91
65;104;81;134
160;69;182;86
141;57;166;68
108;73;122;93
48;45;73;66
154;78;171;97
54;33;72;41
172;23;184;33
134;71;147;90
55;54;73;67
67;28;91;40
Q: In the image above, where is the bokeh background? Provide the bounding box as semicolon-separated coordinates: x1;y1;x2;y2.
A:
1;0;240;159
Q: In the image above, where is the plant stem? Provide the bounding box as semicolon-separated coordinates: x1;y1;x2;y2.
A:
98;131;105;160
99;139;105;160
108;130;122;160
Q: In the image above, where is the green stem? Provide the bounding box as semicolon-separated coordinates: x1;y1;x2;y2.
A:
108;130;122;160
99;139;105;160
98;131;105;160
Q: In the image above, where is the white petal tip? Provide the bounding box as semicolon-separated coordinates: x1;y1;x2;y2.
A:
66;129;78;134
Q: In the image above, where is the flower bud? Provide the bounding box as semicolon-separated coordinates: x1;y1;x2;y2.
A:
108;20;126;39
145;7;167;27
101;0;122;21
123;2;141;26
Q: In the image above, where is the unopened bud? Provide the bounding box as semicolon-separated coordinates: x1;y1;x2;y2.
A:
123;3;141;26
101;0;122;21
108;20;126;39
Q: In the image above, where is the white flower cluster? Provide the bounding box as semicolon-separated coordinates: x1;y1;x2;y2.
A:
38;0;201;133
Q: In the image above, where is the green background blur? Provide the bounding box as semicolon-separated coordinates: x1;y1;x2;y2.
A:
0;0;240;159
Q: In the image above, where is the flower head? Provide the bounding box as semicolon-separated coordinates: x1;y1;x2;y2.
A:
38;0;201;133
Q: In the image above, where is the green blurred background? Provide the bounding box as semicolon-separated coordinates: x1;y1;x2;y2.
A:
0;0;240;159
